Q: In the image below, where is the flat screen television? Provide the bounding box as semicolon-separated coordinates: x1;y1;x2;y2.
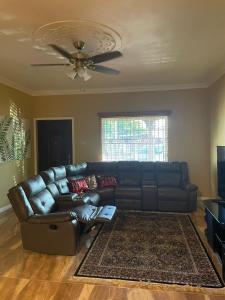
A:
217;146;225;199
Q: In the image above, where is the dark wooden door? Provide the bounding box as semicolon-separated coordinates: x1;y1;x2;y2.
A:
37;119;73;172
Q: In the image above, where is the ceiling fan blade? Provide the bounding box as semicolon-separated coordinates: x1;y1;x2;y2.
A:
90;65;120;75
49;44;74;60
31;63;70;66
88;51;122;64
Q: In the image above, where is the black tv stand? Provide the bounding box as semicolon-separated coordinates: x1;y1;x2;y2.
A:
204;199;225;280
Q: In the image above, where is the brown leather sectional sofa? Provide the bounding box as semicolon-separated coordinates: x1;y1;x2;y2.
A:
84;161;197;212
8;161;197;255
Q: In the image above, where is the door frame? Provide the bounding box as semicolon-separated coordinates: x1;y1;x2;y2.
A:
34;117;75;174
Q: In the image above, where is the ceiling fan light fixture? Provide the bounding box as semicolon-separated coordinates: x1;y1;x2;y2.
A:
77;67;86;78
83;71;92;82
77;67;92;81
66;70;77;80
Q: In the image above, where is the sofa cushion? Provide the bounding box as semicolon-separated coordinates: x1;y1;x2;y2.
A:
67;175;85;181
157;172;181;187
51;166;67;180
55;178;69;194
115;186;142;199
40;169;55;185
29;189;56;214
21;175;46;198
118;161;141;186
94;187;115;201
8;186;34;221
141;162;156;185
87;161;118;176
156;162;181;187
158;187;188;201
46;183;60;198
65;163;87;177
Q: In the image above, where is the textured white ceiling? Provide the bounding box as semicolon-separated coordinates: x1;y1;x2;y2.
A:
0;0;225;94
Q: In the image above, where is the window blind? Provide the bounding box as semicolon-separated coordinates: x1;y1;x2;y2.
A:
101;115;168;161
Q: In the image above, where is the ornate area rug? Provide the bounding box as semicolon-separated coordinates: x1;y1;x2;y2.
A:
75;211;223;287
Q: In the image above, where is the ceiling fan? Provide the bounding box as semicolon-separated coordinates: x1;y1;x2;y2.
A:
31;40;122;81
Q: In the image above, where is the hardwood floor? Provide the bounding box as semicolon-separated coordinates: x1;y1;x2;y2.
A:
0;204;225;299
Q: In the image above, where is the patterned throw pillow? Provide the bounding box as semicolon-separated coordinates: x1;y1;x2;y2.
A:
98;176;118;188
85;175;98;190
68;179;89;194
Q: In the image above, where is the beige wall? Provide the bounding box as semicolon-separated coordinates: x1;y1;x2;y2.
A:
32;88;210;196
210;73;225;196
0;83;32;208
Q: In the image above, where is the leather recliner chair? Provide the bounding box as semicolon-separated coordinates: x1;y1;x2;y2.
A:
8;183;80;255
8;167;116;255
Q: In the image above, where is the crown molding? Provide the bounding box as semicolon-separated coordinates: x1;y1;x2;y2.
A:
0;76;32;95
31;82;209;96
0;73;222;97
206;66;225;87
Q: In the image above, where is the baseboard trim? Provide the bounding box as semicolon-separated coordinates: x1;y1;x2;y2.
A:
0;204;11;214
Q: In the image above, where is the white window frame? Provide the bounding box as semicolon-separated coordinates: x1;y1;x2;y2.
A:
99;111;170;162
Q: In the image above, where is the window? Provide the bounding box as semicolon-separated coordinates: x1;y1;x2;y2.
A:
101;115;168;161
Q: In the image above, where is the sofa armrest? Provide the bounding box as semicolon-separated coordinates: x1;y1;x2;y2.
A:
27;212;77;224
182;183;198;212
182;183;198;191
55;194;84;209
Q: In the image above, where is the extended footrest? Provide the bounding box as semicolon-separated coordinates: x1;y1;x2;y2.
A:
73;204;116;225
95;205;116;223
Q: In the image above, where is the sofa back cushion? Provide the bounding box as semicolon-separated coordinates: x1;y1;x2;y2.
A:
55;178;69;194
39;169;61;198
46;183;60;198
8;186;34;222
65;163;87;177
141;162;156;185
29;189;56;214
156;162;181;187
20;175;56;215
51;166;67;180
118;161;141;186
21;175;46;198
40;169;55;185
87;162;118;176
51;166;70;193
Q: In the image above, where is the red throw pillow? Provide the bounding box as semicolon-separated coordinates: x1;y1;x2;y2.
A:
98;176;118;188
69;179;89;193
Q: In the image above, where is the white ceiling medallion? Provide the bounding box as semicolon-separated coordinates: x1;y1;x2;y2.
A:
33;20;122;56
31;20;123;82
